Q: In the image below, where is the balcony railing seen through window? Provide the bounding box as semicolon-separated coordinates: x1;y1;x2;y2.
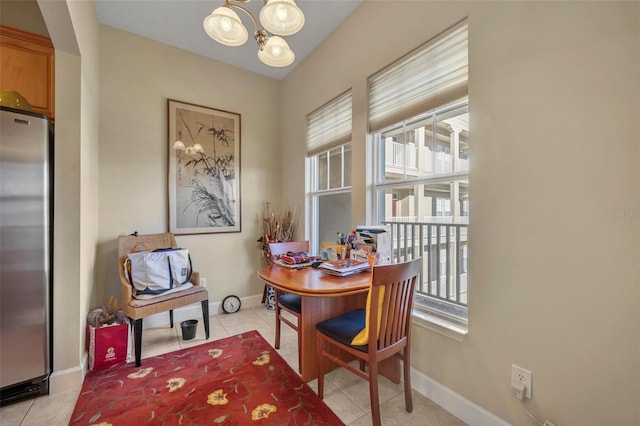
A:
383;219;468;313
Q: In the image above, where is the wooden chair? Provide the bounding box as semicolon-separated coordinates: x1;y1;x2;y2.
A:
268;241;310;372
315;257;422;426
118;232;210;366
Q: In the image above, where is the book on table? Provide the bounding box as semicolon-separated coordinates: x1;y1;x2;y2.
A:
273;258;316;269
318;258;370;276
273;252;321;269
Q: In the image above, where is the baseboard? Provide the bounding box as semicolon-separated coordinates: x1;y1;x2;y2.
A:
49;363;84;394
142;294;264;329
411;367;511;426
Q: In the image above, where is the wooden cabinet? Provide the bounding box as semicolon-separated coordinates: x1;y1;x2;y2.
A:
0;25;54;120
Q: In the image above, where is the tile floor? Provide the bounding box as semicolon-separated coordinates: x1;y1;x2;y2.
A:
0;306;466;426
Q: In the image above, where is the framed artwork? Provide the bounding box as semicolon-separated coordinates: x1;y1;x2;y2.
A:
168;99;241;234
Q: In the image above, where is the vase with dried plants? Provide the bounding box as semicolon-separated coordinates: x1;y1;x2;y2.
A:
257;202;300;263
257;202;300;310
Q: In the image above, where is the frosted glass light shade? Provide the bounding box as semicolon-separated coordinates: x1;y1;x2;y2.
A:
258;36;295;67
259;0;304;36
203;6;248;46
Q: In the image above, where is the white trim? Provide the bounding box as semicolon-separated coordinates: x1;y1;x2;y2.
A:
49;363;84;394
411;368;511;426
412;309;468;342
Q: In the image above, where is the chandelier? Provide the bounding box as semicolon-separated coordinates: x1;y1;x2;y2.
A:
203;0;305;68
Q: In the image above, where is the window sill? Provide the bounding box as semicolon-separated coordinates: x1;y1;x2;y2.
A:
412;309;468;342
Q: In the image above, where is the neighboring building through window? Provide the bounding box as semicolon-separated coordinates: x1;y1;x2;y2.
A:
369;19;469;327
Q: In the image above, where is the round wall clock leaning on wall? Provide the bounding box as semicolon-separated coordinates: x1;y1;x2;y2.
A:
222;295;241;314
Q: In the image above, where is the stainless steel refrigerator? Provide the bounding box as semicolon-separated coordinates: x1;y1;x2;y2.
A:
0;106;52;404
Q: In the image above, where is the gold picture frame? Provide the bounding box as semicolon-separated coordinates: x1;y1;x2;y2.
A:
167;99;241;235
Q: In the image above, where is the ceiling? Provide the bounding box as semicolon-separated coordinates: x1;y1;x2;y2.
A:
94;0;362;80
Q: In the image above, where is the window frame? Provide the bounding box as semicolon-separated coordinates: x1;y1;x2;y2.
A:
371;100;469;336
308;144;352;254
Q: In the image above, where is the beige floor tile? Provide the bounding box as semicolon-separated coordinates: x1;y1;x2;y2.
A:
251;321;277;339
379;392;467;426
347;413;375;426
221;322;262;337
139;324;181;359
340;372;404;413
275;344;300;372
325;362;365;389
0;398;33;426
276;328;299;348
218;310;272;336
217;308;263;327
1;306;466;426
21;387;80;426
323;389;367;424
252;305;276;324
306;377;339;395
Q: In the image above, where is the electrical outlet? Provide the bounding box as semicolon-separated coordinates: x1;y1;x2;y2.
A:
200;277;207;287
511;364;532;399
510;380;525;400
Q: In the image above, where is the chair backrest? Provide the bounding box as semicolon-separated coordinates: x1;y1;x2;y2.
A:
368;257;422;352
268;241;310;261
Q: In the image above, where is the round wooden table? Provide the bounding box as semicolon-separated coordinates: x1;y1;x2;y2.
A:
258;264;371;296
258;264;399;383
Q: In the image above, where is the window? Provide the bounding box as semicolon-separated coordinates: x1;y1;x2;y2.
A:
307;91;352;253
369;20;469;328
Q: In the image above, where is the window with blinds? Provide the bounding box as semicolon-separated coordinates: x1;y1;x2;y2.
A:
368;19;468;133
306;89;353;255
369;19;470;330
306;90;352;156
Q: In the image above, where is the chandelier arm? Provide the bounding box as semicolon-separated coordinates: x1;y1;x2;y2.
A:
226;3;260;34
226;2;269;50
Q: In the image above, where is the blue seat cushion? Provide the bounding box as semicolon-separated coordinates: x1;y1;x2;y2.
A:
315;309;368;353
279;293;301;313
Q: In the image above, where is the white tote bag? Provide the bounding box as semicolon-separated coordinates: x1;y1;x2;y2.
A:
125;248;192;297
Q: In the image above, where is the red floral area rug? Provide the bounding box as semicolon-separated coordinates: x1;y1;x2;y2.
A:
70;330;343;425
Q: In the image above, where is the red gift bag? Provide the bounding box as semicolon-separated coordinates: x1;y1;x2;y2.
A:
87;321;131;370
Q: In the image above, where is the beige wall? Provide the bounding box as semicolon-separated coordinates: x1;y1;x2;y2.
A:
282;1;639;425
96;26;283;308
36;0;101;383
69;0;101;373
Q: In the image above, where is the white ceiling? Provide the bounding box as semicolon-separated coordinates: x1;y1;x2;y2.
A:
94;0;362;80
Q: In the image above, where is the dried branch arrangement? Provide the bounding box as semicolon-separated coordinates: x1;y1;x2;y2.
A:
257;202;300;263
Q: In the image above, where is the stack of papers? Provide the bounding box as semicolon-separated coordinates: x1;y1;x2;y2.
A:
319;259;370;277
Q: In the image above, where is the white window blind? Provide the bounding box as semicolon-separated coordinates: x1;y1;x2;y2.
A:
368;19;468;133
306;90;352;156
